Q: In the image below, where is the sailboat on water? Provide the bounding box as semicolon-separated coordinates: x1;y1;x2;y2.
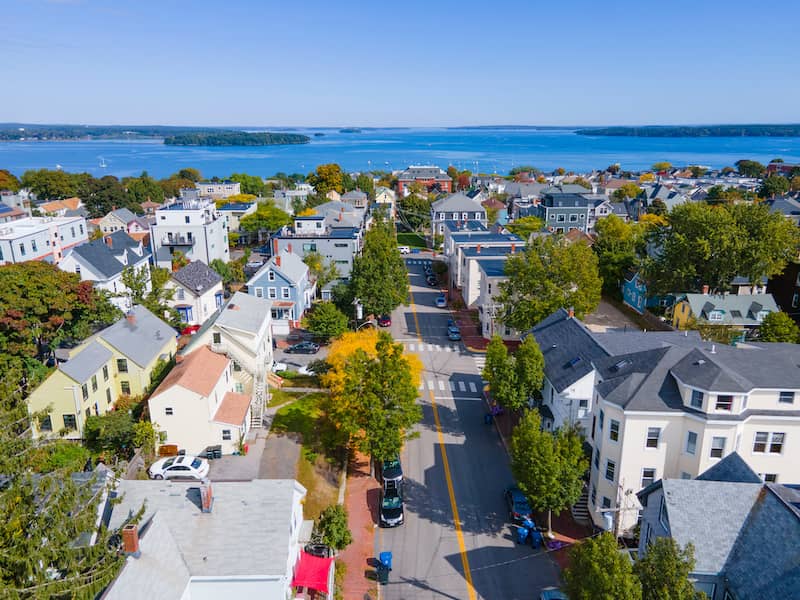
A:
99;156;107;168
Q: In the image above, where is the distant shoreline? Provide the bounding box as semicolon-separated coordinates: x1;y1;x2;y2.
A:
576;125;800;138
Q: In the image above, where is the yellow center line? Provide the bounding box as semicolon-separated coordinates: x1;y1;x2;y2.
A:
407;274;477;600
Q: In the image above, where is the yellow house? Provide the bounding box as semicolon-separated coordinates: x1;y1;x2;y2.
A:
28;342;118;439
27;305;177;439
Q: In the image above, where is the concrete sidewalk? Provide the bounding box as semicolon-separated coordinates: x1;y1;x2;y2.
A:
337;451;379;600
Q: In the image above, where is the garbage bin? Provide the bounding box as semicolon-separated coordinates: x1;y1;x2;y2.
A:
379;551;393;571
211;445;222;459
516;525;529;545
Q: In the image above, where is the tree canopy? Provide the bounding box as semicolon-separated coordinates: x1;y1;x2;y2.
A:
758;174;790;198
229;172;267;196
307;163;345;195
316;504;353;552
482;336;544;411
735;159;766;178
397;193;431;232
0;169;21;192
593;214;647;294
564;532;642;600
303;251;340;292
612;182;643;202
497;236;602;331
302;302;349;341
758;311;800;343
505;215;544;239
635;537;703;600
239;201;292;233
350;218;409;316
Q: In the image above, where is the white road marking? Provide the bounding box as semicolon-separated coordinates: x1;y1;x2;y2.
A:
449;381;456;391
434;396;484;401
438;380;445;391
408;343;416;351
468;382;477;393
428;379;435;390
427;344;435;351
444;346;452;352
458;381;467;392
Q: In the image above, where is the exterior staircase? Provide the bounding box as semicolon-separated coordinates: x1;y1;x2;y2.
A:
210;340;268;430
571;484;591;525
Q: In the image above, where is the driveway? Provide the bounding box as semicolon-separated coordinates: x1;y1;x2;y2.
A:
208;430;268;481
583;298;642;333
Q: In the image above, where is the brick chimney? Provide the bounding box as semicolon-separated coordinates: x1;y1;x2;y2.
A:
200;480;214;513
275;255;281;268
104;235;113;247
126;311;136;325
702;285;710;295
272;238;278;256
122;524;141;557
287;243;293;254
476;244;481;254
568;306;574;319
511;243;516;254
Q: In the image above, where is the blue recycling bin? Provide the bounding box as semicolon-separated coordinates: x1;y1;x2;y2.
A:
516;525;529;545
379;551;393;571
530;528;543;549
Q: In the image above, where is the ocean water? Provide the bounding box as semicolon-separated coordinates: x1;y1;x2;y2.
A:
2;127;800;179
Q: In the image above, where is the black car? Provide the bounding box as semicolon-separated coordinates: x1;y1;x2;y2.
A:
504;485;534;523
381;458;403;485
380;481;404;527
285;341;320;354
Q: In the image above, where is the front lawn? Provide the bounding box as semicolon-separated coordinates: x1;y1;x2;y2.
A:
397;232;427;248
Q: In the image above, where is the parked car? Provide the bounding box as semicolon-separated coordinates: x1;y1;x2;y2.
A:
381;457;403;485
148;455;210;480
378;315;392;327
398;246;411;254
427;276;438;287
380;481;404;527
504;485;533;523
539;587;568;600
285;341;320;354
435;295;447;308
448;328;462;341
271;360;288;373
180;324;201;336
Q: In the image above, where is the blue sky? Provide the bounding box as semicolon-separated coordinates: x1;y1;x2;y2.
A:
3;0;799;127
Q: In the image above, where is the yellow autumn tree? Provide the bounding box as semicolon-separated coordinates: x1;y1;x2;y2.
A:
297;207;317;217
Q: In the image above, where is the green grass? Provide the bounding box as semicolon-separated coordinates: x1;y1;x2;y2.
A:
397;232;427;248
268;388;303;407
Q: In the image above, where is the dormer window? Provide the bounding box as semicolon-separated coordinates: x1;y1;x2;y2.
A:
708;310;724;322
715;395;733;411
690;389;704;409
757;310;769;322
268;271;275;281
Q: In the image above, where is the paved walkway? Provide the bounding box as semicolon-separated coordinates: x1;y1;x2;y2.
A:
208;430;267;481
338;451;379;600
258;433;300;479
583;298;641;333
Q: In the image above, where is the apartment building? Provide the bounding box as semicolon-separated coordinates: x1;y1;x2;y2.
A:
0;215;88;265
149;198;229;269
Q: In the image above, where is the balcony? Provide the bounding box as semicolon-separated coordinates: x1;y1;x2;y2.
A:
161;234;195;246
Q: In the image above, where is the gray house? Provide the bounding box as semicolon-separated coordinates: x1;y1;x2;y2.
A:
430;192;487;235
534;193;592;234
637;452;800;600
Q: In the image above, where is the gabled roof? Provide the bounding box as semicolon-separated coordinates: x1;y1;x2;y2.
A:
153;345;229;398
695;451;762;483
247;249;308;287
682;293;779;326
214;292;271;335
171;261;222;296
431;192;484;213
98;305;175;368
213;391;251;425
108;208;137;224
69;241;128;279
60;341;112;384
529;308;610;393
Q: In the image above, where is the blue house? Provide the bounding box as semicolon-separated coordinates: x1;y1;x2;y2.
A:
245;249;315;336
622;270;676;315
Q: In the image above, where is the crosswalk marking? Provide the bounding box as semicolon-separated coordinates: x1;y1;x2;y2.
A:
427;344;435;351
408;343;415;351
449;381;456;391
458;381;466;392
444;346;452;352
427;379;435;390
468;382;477;393
438;380;445;391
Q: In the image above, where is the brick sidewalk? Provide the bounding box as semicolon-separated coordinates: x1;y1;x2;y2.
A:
338;451;379;600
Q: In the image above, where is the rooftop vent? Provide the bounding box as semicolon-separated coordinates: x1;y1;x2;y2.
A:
567;356;582;367
695;359;706;366
227;303;239;311
611;359;630;372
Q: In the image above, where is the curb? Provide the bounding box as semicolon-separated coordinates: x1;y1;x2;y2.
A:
483;394;511;456
337;454;349;505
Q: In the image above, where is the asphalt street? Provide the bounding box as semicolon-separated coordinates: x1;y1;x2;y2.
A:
376;257;560;600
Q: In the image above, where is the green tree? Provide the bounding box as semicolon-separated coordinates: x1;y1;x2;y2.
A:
120;265;177;324
497;236;602;331
515;335;545;401
230;172;267;196
83;411;135;457
635;537;704;600
178;167;202;182
652;161;672;172
482;336;523;410
350;218;409;316
303;251;340;292
649;199;667;216
307;163;344;195
735;159;766;178
0;169;21;192
563;532;642;600
688;165;707;178
21;168;79;199
506;215;544;239
594;214;642;295
355;173;375;199
132;420;158;457
509;165;540;177
77;175;132;217
758;311;800;342
239;201;292;234
758;174;790;198
303;302;349;341
316;504;353;552
210;258;235;285
397;193;431;231
571;176;592;189
124;170;165;205
158;175;196;200
510;410;587;534
612;182;643;202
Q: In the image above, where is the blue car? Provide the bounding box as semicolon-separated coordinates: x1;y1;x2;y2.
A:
435;295;447;308
504;485;533;523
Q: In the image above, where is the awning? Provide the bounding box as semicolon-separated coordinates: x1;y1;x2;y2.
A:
291;551;334;593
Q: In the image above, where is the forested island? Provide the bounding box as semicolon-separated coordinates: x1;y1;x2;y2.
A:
576;124;800;137
163;131;310;146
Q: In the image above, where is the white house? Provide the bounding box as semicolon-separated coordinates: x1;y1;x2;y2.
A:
166;260;224;326
148;346;250;455
374;186;396;218
149;198;229;269
0;215;88;265
477;259;516;340
98;208;137;234
103;478;331;600
196;180;242;199
217;201;256;233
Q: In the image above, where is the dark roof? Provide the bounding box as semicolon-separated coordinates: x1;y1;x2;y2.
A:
695;452;762;484
529;309;610;393
171;261;222;295
443;220;487;232
218;202;254;211
476;259;508;278
541;193;593;208
461;245;519;258
70;232;147;279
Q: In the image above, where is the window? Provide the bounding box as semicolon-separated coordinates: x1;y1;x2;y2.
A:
120;381;131;395
580;213;585;220
686;431;697;455
212;332;221;344
255;287;264;298
185;216;190;224
281;287;290;299
690;389;704;408
779;391;795;404
302;243;317;252
766;432;785;453
557;214;566;222
215;292;223;308
106;388;112;404
646;427;661;448
165;407;174;416
103;365;109;381
753;431;768;452
793;293;799;309
609;419;620;441
716;395;733;411
659;496;670;529
593;449;599;469
591;415;596;439
549;214;555;220
601;497;611;509
605;459;616;482
599;409;604;430
268;271;275;281
590;485;597;506
641;468;656;488
222;429;232;441
63;414;77;431
117;358;128;373
268;288;277;299
569;214;578;222
19;243;25;256
763;473;778;483
176;288;185;300
708;310;724;322
81;383;89;400
91;375;98;392
681;472;691;480
39;415;53;432
79;224;84;235
334;243;348;248
31;240;38;252
711;436;726;458
70;226;75;238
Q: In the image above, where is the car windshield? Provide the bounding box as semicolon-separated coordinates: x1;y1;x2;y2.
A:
382;495;402;509
191;458;203;469
515;499;531;512
162;458;175;468
383;459;400;470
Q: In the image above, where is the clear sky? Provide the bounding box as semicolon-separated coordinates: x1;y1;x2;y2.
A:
3;0;799;127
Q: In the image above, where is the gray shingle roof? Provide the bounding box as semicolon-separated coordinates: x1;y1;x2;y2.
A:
171;261;222;295
398;166;451;180
215;291;272;335
98;305;175;367
695;452;762;484
432;192;484;213
476;259;508;278
593;330;703;355
682;293;779;326
59;341;112;384
70;242;127;279
529;309;610;393
109;208;137;224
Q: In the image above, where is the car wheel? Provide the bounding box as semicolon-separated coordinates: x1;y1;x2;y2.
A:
154;474;163;480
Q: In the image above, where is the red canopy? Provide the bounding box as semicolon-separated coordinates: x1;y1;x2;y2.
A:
291;551;334;594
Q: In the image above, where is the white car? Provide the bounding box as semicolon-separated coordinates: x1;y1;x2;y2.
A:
271;360;288;373
398;246;411;254
148;455;210;480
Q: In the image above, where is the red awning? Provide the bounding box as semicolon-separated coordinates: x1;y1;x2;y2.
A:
291;551;333;593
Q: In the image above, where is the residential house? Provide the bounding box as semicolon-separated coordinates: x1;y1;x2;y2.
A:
374;186;397;218
585;333;800;534
1;190;31;215
766;161;800;176
196;180;241;199
28;305;176;438
126;215;151;243
341;190;368;209
38;197;82;217
98;208;138;234
149;198;229;269
218;201;256;233
103;478;331;600
461;250;513;307
140;199;162;216
148;346;251;455
446;231;523;295
325;190;341;202
481;198;508;225
396;165;452;196
621;271;649;315
430;192;487;235
476;259;517;340
535;193;592;234
59;231;151;312
0;203;26;224
768;195;800;227
272;201;366;277
671;290;779;336
183;292;274;429
166;260;224;326
637;453;800;600
0;215;88;265
246;248;315;336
